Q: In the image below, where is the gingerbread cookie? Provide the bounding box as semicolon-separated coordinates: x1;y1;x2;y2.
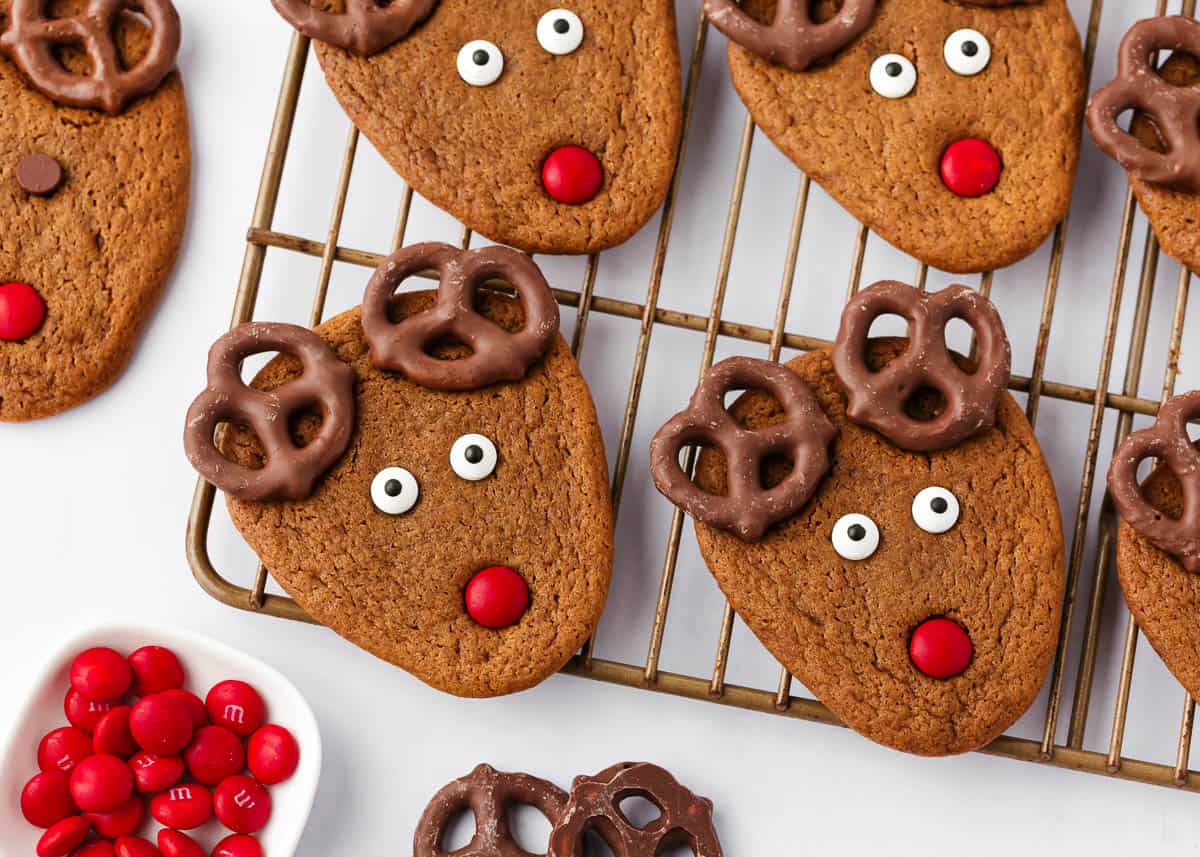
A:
651;282;1064;756
269;0;681;256
185;243;613;697
1109;392;1200;700
708;0;1083;274
1088;17;1200;276
0;0;189;421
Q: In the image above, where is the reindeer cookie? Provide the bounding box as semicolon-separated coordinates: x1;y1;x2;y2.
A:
185;243;612;697
706;0;1084;274
0;0;188;421
1109;392;1200;700
651;282;1064;756
1088;16;1200;276
267;0;681;256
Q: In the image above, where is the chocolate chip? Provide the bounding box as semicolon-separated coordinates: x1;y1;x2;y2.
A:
16;153;63;196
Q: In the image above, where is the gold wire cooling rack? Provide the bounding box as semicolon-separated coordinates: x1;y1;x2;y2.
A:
188;1;1200;791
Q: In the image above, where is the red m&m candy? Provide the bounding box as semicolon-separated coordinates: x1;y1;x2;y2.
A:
213;775;271;834
909;617;974;680
86;794;144;838
65;689;117;734
159;688;208;730
93;707;138;759
70;754;133;813
0;281;46;342
185;725;245;786
541;145;603;205
35;815;90;857
113;837;162;857
939;138;1002;198
128;646;185;697
129;751;184;793
465;565;529;629
212;834;263;857
130;693;194;755
157;830;205;857
71;648;132;702
205;681;264;738
21;771;77;828
38;727;94;774
247;723;299;785
72;842;116;857
150;783;213;830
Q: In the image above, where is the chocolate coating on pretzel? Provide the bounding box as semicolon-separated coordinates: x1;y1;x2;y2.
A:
414;764;568;857
650;356;835;541
0;0;181;114
362;243;559;392
549;762;722;857
184;322;355;502
832;281;1011;453
1108;390;1200;573
270;0;437;56
1087;16;1200;194
703;0;876;72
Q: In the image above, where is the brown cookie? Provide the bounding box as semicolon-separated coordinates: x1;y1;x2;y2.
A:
300;0;681;255
0;0;189;421
720;0;1084;273
219;292;613;697
690;341;1064;756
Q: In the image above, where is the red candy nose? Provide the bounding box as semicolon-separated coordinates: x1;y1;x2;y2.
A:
0;281;46;342
541;145;603;205
940;138;1002;198
465;565;530;629
909;617;973;679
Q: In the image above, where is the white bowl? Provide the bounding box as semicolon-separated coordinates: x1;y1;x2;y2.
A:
0;624;321;856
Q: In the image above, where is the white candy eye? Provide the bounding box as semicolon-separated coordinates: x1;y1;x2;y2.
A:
457;40;504;86
371;467;419;515
869;54;917;99
912;487;961;534
537;9;584;55
944;29;990;76
450;434;498;481
832;513;880;561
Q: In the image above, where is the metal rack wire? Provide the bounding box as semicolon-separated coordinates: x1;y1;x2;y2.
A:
188;1;1198;791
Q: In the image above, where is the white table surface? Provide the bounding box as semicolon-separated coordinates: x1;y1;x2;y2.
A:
4;1;1200;854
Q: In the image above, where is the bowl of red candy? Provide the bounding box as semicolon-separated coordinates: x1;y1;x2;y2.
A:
1;626;321;857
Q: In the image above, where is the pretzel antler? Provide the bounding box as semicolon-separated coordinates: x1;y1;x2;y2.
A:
270;0;436;56
414;764;568;857
1087;16;1200;194
549;763;723;857
832;281;1011;453
650;356;835;541
361;243;560;392
0;0;181;114
703;0;876;71
1108;391;1200;573
184;323;356;503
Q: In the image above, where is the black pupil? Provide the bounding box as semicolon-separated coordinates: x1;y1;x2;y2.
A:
384;479;403;497
473;49;490;66
553;17;569;33
931;497;949;514
464;445;484;464
847;524;867;542
961;41;979;57
886;61;902;77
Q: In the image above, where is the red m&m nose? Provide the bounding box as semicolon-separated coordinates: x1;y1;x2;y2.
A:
541;145;603;205
0;281;45;342
909;617;973;679
940;138;1002;198
465;565;530;629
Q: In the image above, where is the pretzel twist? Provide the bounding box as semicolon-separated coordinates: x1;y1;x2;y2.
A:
0;0;181;114
362;243;560;392
650;356;835;542
703;0;875;71
1108;391;1200;573
549;763;723;857
270;0;436;55
1087;16;1200;194
184;323;355;503
414;764;569;857
832;281;1011;453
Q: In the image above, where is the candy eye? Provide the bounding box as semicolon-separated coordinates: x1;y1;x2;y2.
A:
832;513;880;561
944;29;990;76
912;487;961;534
869;54;917;99
370;467;419;515
537;9;584;55
450;434;498;481
457;40;504;86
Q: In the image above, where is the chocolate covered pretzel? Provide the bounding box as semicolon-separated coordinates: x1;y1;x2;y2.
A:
703;0;875;72
269;0;436;56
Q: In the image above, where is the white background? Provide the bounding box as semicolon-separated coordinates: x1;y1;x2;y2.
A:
4;0;1200;854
